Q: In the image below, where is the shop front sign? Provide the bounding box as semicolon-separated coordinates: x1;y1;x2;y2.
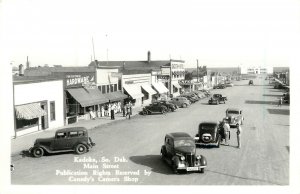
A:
65;73;95;88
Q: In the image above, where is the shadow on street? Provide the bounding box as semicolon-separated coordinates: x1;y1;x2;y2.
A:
129;155;173;175
245;100;276;105
263;94;284;97
267;109;289;115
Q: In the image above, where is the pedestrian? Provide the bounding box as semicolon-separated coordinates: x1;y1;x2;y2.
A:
122;103;126;117
278;97;283;107
223;118;230;146
89;108;96;120
126;104;131;119
236;123;242;148
110;107;115;120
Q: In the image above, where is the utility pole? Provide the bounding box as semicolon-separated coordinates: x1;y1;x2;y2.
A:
92;37;96;61
197;59;199;82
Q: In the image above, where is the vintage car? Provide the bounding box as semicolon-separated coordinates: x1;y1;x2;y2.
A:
169;97;191;108
225;108;244;127
226;83;234;87
249;80;254;85
161;132;207;173
142;102;168;115
179;94;198;103
213;84;226;89
156;100;178;112
29;127;95;158
208;94;227;105
194;121;223;148
283;92;290;104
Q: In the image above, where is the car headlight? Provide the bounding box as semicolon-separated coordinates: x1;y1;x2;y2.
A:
196;155;201;160
180;156;185;161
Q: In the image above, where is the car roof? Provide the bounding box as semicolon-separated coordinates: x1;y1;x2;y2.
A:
166;132;193;140
199;121;219;125
226;108;241;111
56;127;87;133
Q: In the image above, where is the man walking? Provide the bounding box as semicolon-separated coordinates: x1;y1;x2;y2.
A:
236;123;242;148
223;118;230;146
126;104;131;119
278;97;283;107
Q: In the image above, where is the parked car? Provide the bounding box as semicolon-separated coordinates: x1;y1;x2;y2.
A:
249;80;254;85
283;92;290;104
142;102;168;115
194;121;223;148
169;97;191;108
157;100;178;112
29;127;95;158
160;132;207;173
226;83;234;87
274;83;286;89
208;94;227;105
225;108;244;128
213;84;226;89
179;94;198;103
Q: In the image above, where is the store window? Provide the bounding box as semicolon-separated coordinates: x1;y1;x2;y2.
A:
102;85;106;94
50;101;56;121
110;84;114;92
16;118;38;130
114;84;117;92
106;85;110;93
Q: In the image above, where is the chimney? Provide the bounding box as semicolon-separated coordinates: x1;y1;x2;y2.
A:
147;51;151;63
19;64;24;76
26;56;30;69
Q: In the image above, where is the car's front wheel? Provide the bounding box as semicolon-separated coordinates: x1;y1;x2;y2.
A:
32;147;44;158
75;144;87;155
182;103;187;108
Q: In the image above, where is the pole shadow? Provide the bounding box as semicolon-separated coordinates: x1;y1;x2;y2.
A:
267;109;289;115
263;94;284;97
245;100;276;105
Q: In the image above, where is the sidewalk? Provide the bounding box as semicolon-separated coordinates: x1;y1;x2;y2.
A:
11;107;142;157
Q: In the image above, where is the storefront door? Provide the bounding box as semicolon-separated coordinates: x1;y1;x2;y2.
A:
40;101;48;130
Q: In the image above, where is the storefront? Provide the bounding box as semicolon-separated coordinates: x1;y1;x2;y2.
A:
14;79;64;136
122;73;155;107
152;82;169;100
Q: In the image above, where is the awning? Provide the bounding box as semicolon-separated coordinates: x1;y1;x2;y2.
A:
15;103;47;120
67;88;109;107
173;82;182;89
152;82;169;94
141;84;157;95
103;91;128;102
123;85;144;99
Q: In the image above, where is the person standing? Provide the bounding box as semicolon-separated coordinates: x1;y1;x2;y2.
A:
122;103;126;117
278;97;283;107
110;106;115;120
223;119;230;146
236;123;242;148
126;104;131;119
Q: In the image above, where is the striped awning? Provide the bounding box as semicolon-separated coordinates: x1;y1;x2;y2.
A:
67;88;109;107
123;85;144;99
152;82;169;94
15;103;47;120
141;84;157;95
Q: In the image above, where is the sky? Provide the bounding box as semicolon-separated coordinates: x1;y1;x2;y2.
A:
1;0;299;68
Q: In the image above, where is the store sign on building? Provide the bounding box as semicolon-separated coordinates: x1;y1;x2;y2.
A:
157;75;169;80
65;73;95;88
179;80;194;85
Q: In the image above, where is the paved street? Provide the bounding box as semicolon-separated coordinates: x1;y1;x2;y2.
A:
11;77;289;185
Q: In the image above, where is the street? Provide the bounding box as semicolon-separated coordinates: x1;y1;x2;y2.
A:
11;77;289;185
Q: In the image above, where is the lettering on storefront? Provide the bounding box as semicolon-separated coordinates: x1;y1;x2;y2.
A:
179;80;194;85
66;74;95;88
157;75;169;80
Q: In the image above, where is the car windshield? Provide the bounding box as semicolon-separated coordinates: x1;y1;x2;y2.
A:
228;110;239;114
213;94;220;98
201;124;216;130
174;139;194;148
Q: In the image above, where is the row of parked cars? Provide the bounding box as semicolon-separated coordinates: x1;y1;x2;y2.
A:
141;90;211;115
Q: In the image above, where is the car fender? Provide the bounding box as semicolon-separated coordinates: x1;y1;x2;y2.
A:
172;155;180;166
200;155;207;166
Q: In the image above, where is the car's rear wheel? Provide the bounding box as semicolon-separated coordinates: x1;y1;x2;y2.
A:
75;144;87;155
182;103;187;108
32;147;44;158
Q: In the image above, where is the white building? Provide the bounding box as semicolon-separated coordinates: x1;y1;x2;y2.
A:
13;79;64;137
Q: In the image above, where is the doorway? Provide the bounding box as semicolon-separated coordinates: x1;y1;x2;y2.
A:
40;101;49;130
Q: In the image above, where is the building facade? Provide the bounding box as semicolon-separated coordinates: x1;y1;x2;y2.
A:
14;79;64;136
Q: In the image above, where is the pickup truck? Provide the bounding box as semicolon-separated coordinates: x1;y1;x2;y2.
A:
208;94;227;105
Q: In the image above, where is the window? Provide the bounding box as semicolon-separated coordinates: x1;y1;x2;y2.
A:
118;79;122;90
16;118;38;130
114;84;117;92
50;101;56;121
98;86;101;91
102;85;106;94
106;85;110;93
110;84;114;92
